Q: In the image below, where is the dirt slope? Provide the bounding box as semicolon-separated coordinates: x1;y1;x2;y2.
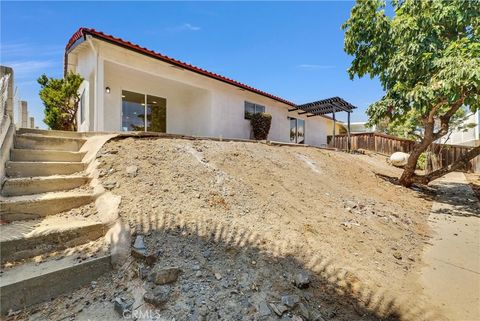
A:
100;138;432;317
18;137;437;321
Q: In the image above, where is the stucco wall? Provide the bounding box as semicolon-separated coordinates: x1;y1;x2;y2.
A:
441;111;480;147
104;61;212;135
70;45;96;132
70;38;336;147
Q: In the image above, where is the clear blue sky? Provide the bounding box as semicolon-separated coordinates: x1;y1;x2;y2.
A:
1;1;384;128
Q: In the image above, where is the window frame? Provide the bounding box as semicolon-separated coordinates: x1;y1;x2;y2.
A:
244;101;265;120
288;117;306;144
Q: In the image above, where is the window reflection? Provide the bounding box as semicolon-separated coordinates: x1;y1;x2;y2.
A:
122;91;166;132
147;95;166;132
122;90;146;131
289;117;305;144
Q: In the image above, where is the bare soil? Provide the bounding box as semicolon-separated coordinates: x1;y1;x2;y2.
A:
466;173;480;201
14;138;438;321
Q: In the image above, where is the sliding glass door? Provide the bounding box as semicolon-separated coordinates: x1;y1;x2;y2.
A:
289;117;305;144
146;95;166;132
122;90;166;132
297;119;305;144
122;91;146;131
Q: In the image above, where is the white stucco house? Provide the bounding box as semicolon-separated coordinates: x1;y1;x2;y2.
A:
65;28;355;147
438;111;480;147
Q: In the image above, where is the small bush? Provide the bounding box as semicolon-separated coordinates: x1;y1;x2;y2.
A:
417;152;427;170
250;112;272;140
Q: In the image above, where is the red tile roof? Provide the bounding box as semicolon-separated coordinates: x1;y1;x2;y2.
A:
65;27;296;106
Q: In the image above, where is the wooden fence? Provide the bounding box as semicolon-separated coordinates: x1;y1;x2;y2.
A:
328;132;480;173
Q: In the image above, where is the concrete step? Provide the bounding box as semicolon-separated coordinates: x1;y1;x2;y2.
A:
11;149;86;162
15;134;86;152
16;127;85;138
5;161;85;178
0;216;105;263
0;253;111;315
1;175;90;196
0;191;94;221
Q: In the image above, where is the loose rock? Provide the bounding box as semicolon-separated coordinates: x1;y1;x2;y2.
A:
143;285;171;307
293;271;311;289
269;303;288;316
149;267;182;285
103;180;117;190
257;301;271;317
281;294;300;308
114;296;134;317
126;165;138;177
133;235;146;252
393;252;402;260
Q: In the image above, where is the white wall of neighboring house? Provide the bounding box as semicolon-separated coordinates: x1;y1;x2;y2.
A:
439;111;480;146
349;122;375;133
68;37;339;147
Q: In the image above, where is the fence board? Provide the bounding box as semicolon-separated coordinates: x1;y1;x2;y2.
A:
328;132;479;174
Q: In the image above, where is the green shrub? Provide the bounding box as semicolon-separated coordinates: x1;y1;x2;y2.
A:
250;112;272;140
38;71;83;131
417;152;427;170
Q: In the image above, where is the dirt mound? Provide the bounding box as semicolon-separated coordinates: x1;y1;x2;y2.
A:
19;137;436;320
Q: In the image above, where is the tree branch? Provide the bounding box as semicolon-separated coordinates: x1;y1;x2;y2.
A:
410;145;480;185
433;96;467;141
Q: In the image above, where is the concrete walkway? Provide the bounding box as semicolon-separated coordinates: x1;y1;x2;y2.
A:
421;172;480;321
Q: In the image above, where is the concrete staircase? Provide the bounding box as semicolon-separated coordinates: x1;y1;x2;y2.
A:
0;128;112;315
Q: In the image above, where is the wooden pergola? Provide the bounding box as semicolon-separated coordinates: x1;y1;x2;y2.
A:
288;96;357;150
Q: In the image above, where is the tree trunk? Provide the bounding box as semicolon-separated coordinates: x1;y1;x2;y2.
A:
399;140;432;187
398;97;467;187
409;145;480;185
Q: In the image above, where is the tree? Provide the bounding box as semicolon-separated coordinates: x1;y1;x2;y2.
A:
38;71;83;131
343;0;480;186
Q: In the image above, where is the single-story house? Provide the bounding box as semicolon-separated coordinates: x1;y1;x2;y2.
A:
65;28;355;147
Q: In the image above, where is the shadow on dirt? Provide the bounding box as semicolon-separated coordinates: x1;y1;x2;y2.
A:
374;172;480;218
431;181;480;218
107;210;444;321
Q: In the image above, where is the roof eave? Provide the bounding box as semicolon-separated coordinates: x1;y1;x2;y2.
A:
65;27;296;106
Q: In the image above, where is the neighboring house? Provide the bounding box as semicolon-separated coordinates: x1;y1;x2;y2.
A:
438;111;480;147
65;28;355;147
349;121;375;133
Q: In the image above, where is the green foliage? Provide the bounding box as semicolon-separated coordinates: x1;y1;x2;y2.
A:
386;106;476;140
250;112;272;140
38;71;83;131
343;0;480;132
417;152;427;170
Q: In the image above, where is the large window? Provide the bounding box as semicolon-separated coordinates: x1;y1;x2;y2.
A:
122;90;166;132
289;117;305;144
244;101;265;119
146;95;167;132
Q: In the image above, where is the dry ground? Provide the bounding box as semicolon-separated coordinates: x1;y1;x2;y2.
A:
100;138;433;319
466;173;480;200
17;138;439;321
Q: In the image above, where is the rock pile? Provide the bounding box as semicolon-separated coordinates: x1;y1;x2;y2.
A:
119;230;336;321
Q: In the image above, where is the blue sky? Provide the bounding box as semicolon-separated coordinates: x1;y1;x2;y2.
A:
1;1;384;128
